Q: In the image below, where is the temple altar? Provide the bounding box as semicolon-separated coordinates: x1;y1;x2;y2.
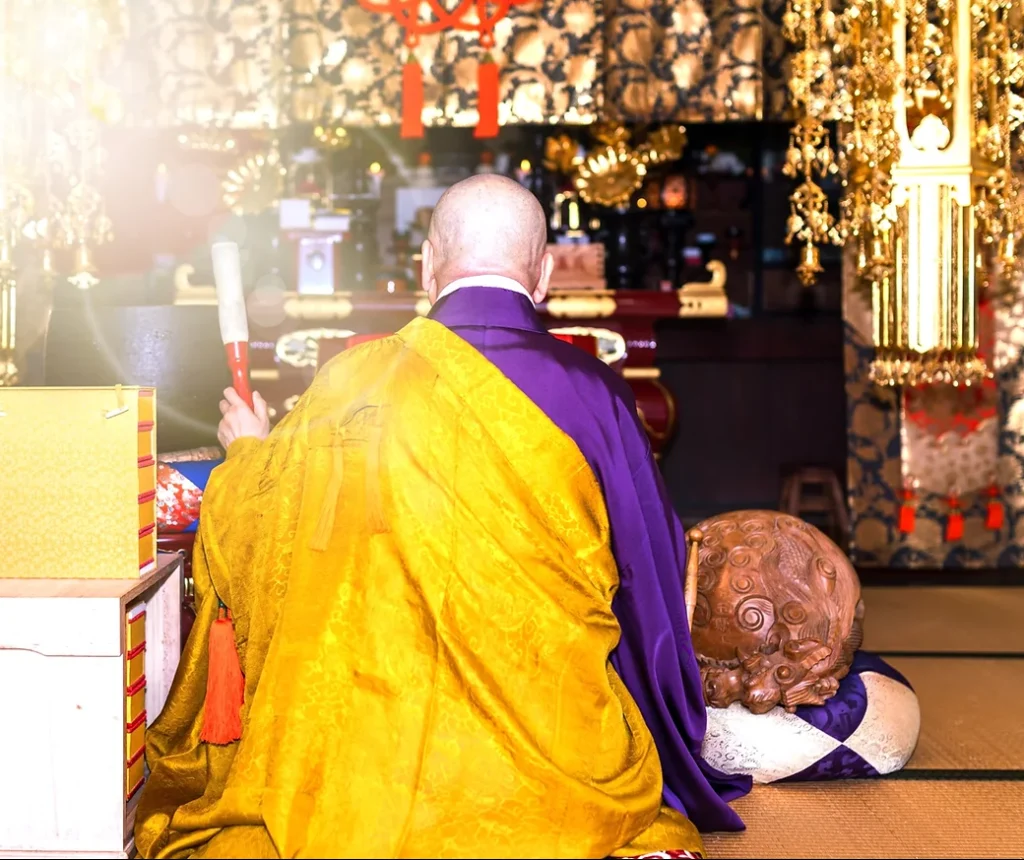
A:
169;259;729;456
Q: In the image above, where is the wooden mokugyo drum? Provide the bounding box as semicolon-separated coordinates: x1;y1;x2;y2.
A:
689;510;865;714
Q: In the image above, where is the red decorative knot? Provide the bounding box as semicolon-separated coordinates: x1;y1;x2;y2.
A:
945;492;964;542
356;0;528;41
356;0;531;138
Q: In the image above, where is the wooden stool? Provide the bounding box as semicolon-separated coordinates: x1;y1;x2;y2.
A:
779;466;849;551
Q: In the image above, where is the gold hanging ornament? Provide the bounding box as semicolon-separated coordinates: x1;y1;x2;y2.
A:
780;0;845;285
783;0;1022;387
836;0;901;294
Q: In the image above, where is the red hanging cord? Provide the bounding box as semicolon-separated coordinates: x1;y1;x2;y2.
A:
400;38;424;139
945;492;964;542
475;31;500;138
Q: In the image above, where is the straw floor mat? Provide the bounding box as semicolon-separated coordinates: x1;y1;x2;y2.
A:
705;586;1024;858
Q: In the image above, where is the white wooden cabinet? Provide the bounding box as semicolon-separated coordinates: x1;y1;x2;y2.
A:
0;553;183;858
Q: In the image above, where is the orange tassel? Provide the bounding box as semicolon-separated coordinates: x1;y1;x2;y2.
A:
985;484;1005;530
400;57;424;139
474;54;500;139
898;488;916;534
200;604;245;745
945;495;963;542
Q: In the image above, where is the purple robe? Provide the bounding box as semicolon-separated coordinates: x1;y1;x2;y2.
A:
429;287;750;833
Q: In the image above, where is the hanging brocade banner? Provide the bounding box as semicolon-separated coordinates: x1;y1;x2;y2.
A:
900;300;1003;543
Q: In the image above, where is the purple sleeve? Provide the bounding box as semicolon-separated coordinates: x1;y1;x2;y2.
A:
606;410;750;832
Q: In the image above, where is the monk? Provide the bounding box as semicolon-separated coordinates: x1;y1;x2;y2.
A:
136;175;748;859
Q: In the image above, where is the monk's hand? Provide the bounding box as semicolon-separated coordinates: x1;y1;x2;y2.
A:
217;387;270;449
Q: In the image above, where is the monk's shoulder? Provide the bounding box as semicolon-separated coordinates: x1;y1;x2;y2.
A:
546;336;637;409
312;334;413;394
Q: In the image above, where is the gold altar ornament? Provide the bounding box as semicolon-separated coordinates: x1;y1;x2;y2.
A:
222;142;287;216
783;0;1021;387
547;124;688;208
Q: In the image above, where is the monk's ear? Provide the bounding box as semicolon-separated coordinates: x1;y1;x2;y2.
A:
421;240;438;302
533;251;554;304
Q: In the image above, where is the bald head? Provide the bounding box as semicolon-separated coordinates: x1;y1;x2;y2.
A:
421;175;554;304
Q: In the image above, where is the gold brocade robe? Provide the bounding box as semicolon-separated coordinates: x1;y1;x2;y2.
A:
136;317;704;859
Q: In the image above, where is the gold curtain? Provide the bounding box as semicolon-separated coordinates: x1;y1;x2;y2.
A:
603;0;762;123
145;0;603;129
147;0;284;128
142;0;768;128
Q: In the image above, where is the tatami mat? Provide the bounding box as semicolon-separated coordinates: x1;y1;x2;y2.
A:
704;780;1024;858
704;587;1023;859
862;586;1024;653
891;656;1024;770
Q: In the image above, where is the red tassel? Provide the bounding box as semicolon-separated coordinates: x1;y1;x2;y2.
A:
401;58;424;139
898;488;916;534
985;484;1005;530
474;55;500;139
945;495;963;542
200;604;245;745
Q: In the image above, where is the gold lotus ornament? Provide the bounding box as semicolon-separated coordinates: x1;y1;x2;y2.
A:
222;143;287;216
560;125;688;209
574;143;647;207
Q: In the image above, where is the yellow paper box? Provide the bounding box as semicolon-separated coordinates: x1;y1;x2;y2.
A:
0;386;157;579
